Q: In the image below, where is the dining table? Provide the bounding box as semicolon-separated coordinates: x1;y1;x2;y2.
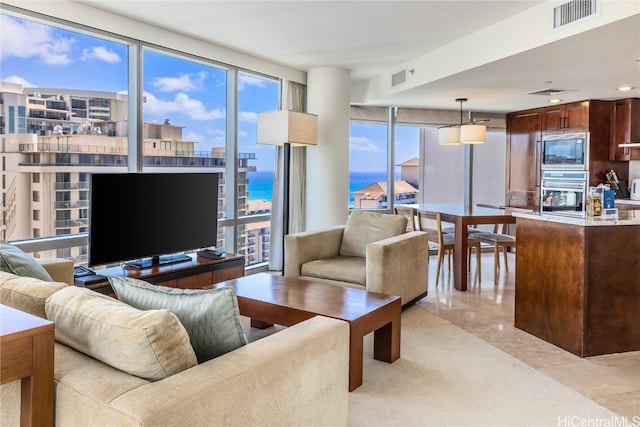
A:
407;203;516;291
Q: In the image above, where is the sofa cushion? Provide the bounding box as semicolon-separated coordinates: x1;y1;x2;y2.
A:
0;271;67;318
0;242;53;282
45;286;197;381
108;276;248;363
301;256;366;285
339;210;408;257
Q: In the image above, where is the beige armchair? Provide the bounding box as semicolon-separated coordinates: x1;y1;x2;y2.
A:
284;210;429;306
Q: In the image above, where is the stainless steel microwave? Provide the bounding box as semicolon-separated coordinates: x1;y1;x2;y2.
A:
541;132;589;170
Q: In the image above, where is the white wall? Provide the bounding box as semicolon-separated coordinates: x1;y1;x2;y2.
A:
420;128;506;207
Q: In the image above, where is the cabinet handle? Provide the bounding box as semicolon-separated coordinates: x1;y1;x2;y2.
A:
563;117;568;128
535;140;541;187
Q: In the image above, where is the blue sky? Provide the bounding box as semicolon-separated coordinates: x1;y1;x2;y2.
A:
0;13;418;173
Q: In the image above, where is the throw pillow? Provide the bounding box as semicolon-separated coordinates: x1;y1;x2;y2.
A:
0;242;53;282
108;276;248;363
339;210;408;257
0;271;67;318
46;286;197;381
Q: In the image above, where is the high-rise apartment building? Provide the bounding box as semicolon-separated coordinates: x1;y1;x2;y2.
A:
0;82;266;266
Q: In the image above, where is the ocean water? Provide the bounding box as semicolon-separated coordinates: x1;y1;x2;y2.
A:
247;170;396;207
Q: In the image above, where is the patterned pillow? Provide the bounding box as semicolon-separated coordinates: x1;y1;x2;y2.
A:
0;242;53;282
109;276;248;363
45;286;197;381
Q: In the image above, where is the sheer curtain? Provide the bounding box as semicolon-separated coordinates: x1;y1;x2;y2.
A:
268;81;307;271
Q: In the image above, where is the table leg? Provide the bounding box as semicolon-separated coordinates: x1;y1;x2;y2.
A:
453;217;468;291
250;319;273;329
373;321;401;363
23;329;54;427
348;330;364;392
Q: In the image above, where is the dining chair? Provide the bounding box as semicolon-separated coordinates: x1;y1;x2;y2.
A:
394;205;417;231
416;209;482;286
471;207;526;283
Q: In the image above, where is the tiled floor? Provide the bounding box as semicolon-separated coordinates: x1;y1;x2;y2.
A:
416;251;640;420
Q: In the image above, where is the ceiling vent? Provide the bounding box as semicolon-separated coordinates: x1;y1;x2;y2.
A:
553;0;599;28
391;70;407;87
526;88;575;96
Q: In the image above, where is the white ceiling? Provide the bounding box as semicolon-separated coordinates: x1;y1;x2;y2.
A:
76;0;640;114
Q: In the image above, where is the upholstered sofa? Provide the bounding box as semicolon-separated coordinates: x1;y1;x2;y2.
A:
284;210;429;306
0;253;349;426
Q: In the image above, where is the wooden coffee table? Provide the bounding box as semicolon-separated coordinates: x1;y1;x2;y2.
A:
206;273;401;391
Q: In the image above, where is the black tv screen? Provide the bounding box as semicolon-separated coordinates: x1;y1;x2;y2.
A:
89;172;219;268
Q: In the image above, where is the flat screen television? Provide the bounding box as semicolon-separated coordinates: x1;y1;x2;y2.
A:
89;172;219;268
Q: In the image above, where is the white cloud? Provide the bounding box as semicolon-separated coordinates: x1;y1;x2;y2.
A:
152;71;207;92
183;131;205;143
0;15;74;65
81;46;121;64
3;75;36;88
239;111;257;123
238;74;267;91
350;135;380;152
143;91;225;120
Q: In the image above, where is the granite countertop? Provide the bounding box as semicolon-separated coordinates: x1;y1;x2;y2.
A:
513;210;640;226
615;199;640;206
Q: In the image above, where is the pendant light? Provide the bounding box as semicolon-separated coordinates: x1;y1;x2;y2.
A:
438;98;486;145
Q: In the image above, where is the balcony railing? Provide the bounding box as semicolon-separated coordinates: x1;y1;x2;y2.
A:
54;200;89;209
54;218;89;228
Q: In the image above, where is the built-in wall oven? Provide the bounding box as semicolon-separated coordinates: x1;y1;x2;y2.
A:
540;170;588;217
541;132;589;170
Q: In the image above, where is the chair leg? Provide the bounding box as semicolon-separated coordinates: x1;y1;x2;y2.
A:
435;248;444;287
475;246;481;282
502;246;509;272
493;245;500;284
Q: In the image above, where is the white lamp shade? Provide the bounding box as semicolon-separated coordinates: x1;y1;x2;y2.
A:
438;126;461;146
460;124;486;144
256;110;318;146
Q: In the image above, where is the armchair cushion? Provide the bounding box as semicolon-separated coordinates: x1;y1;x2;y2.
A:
301;255;366;285
339;211;407;257
109;276;248;363
46;286;198;381
0;242;53;282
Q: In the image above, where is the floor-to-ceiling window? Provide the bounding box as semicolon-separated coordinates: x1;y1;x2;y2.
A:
349;114;421;211
0;8;281;269
0;11;130;264
236;71;279;267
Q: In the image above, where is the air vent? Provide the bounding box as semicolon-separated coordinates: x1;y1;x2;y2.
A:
526;88;575;96
391;70;407;87
553;0;598;28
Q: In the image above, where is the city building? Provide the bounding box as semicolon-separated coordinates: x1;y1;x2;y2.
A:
0;82;260;265
353;180;418;210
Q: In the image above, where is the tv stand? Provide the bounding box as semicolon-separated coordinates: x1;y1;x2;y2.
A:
125;253;192;269
80;253;244;296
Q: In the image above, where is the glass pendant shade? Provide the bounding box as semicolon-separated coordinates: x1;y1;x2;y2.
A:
438;126;461;146
460;124;486;144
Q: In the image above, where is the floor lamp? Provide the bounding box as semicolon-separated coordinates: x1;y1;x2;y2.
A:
256;110;318;271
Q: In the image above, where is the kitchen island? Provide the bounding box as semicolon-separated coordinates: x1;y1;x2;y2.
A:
513;210;640;357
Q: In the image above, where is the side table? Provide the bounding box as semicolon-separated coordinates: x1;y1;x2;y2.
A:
0;304;55;427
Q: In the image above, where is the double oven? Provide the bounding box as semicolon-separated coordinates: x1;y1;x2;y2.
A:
540;170;588;217
540;132;590;217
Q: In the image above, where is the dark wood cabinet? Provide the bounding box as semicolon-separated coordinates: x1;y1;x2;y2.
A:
541;101;589;135
507;100;629;201
83;253;245;295
515;217;640;357
506;108;541;210
609;98;640;161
